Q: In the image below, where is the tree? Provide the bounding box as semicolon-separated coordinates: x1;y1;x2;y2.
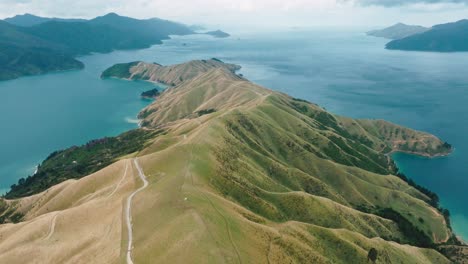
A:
367;248;378;263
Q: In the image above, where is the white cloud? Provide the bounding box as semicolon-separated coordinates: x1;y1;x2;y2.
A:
1;0;467;29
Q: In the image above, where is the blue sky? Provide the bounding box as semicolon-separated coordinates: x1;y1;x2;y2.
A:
1;0;468;29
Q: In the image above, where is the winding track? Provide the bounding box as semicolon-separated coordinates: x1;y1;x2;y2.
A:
125;158;149;264
44;213;59;240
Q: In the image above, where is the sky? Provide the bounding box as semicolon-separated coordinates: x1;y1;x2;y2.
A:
1;0;468;30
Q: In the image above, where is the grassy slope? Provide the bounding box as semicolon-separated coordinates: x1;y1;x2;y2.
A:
0;60;459;263
0;160;137;263
131;64;453;262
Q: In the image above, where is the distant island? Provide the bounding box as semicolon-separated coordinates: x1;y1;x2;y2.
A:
367;23;429;40
204;30;230;38
387;19;468;52
1;13;224;81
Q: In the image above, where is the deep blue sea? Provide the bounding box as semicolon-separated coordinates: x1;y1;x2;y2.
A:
0;29;466;240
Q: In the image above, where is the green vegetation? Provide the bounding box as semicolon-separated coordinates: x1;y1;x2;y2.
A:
5;129;162;199
0;43;84;80
196;108;216;116
0;20;83;80
0;13;194;80
375;207;433;248
395;171;440;207
367;248;378;263
0;200;23;224
141;88;161;99
101;62;139;79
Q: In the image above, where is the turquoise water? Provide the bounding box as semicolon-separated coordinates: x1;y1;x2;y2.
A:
0;53;161;194
0;30;467;240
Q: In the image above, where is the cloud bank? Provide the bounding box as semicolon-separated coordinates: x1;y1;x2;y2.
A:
347;0;468;6
1;0;468;29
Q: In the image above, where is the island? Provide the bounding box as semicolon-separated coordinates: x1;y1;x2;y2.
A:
1;59;465;263
367;23;429;39
386;19;468;52
204;29;230;38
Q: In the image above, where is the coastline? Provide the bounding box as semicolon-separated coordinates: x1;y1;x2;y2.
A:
386;148;453;159
391;149;468;243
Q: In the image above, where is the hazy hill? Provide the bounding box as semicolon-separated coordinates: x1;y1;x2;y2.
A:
0;60;464;263
0;20;83;80
204;30;230;38
21;13;194;55
0;43;84;81
4;13;86;27
89;13;193;41
0;13;194;80
387;19;468;52
21;21;154;55
367;23;429;39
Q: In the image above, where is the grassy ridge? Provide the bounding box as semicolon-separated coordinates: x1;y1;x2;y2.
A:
132;63;455;262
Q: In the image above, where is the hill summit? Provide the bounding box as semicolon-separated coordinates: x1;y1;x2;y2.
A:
367;23;429;40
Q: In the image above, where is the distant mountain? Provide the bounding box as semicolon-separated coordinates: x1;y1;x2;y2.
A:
0;20;82;80
0;43;84;81
89;13;193;40
4;13;86;27
367;23;429;40
0;13;195;80
19;13;194;55
21;21;155;55
204;30;230;38
387;19;468;52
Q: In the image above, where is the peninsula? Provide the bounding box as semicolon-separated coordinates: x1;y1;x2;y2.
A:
0;59;465;263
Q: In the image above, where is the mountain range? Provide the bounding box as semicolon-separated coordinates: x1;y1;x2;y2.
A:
0;13;195;81
0;59;466;263
387;19;468;52
367;23;429;40
4;13;87;27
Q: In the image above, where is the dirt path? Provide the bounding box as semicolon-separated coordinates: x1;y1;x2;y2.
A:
107;161;129;199
125;158;149;264
44;213;59;240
